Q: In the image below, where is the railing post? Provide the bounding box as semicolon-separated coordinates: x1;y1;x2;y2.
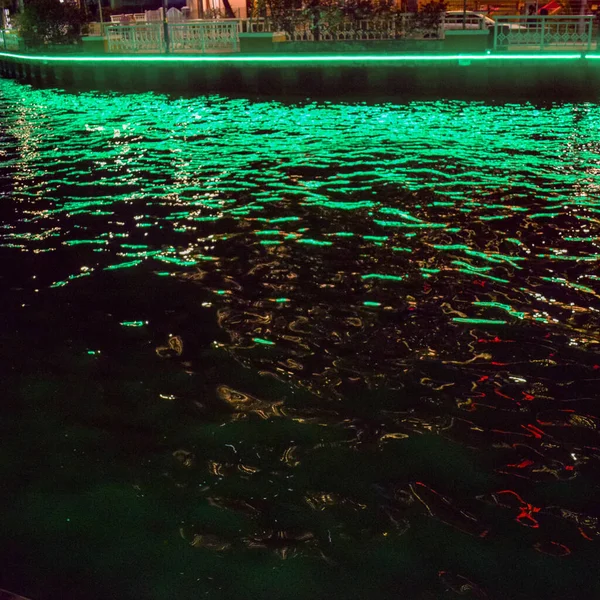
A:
540;16;545;51
162;0;170;53
493;22;498;51
587;16;593;52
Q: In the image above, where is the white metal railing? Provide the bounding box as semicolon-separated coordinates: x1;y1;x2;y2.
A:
493;15;594;51
12;15;597;55
237;15;443;41
100;15;445;42
169;21;239;53
107;23;165;53
110;9;164;24
0;29;20;50
106;21;239;53
238;18;271;33
177;18;248;33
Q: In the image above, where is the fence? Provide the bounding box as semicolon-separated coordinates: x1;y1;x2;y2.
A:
103;15;443;43
238;18;271;33
279;15;443;42
4;14;597;55
106;21;239;53
95;15;452;48
246;15;444;41
0;29;19;51
493;15;594;51
107;24;165;53
169;21;239;53
110;9;163;23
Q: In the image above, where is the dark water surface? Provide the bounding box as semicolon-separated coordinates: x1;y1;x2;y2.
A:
1;79;600;600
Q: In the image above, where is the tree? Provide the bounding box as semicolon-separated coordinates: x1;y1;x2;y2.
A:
412;0;446;30
17;0;85;48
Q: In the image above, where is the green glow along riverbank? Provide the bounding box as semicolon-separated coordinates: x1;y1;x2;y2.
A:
2;50;600;98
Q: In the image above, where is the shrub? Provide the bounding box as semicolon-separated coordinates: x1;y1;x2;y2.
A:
16;0;86;49
412;0;447;29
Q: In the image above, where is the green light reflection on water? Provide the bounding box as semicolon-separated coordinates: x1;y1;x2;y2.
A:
306;200;376;210
472;301;525;320
253;337;275;345
1;80;599;342
529;212;561;219
363;235;388;241
541;276;596;294
297;239;333;246
64;239;109;246
434;245;525;269
537;254;600;261
375;220;447;229
479;215;510;221
155;256;198;266
378;208;424;222
451;260;492;272
120;321;146;327
453;318;508;325
456;269;510;284
362;274;406;281
105;260;143;270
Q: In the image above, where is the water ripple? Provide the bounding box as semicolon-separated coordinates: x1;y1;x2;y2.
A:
1;79;600;600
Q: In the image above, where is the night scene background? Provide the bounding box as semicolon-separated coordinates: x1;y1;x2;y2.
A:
2;1;600;599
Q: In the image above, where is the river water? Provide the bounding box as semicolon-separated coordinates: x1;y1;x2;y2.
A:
1;79;600;600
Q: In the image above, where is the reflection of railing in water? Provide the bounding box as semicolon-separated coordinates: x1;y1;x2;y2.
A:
106;21;239;53
493;15;594;51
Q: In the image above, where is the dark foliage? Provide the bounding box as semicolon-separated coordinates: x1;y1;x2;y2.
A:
412;0;447;29
17;0;86;48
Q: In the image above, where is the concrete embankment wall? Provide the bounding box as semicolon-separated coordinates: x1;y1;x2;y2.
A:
1;53;600;100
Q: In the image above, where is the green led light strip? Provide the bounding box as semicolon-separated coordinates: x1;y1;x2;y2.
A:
0;52;587;64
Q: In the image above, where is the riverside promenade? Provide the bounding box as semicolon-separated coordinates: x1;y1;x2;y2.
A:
1;12;599;98
2;50;600;99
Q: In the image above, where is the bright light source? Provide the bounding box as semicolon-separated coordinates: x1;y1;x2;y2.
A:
0;52;587;63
